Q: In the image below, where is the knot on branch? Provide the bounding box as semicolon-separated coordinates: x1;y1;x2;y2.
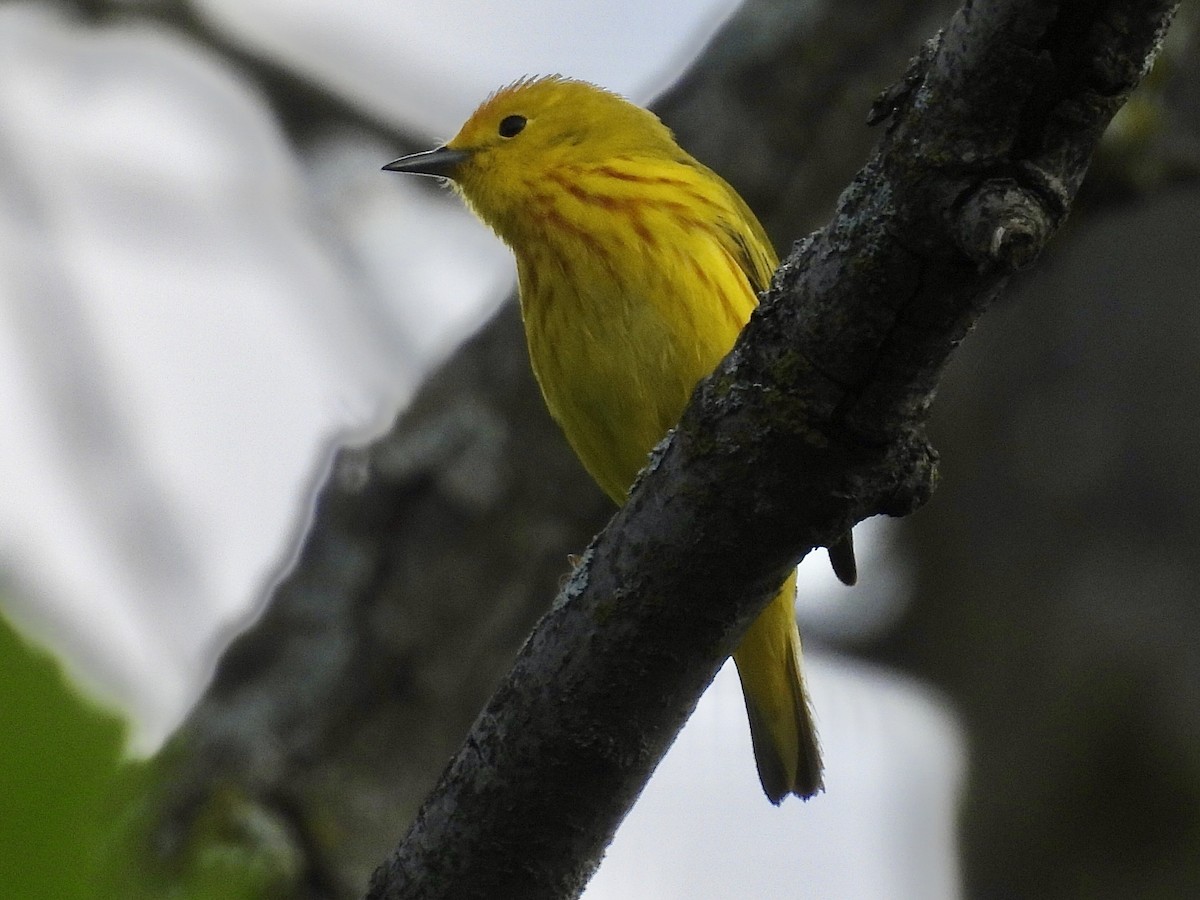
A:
954;176;1056;270
880;427;939;518
836;423;939;525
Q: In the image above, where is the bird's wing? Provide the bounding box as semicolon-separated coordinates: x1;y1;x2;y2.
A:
712;179;779;297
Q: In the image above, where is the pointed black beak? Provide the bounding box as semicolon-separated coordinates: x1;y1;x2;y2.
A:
382;146;471;179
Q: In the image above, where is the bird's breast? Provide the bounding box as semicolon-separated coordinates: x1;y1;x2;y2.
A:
515;227;754;503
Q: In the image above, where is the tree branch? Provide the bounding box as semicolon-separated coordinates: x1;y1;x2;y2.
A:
366;1;1178;898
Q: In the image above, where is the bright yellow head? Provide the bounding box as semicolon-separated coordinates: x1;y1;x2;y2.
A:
385;76;683;241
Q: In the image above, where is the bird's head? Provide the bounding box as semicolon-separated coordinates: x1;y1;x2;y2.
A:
384;76;679;239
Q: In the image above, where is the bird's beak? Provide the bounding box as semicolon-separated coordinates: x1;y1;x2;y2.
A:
382;146;471;179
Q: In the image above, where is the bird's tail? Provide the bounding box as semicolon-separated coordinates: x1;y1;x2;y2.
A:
732;570;823;803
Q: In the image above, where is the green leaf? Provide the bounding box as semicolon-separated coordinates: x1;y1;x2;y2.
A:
0;609;127;900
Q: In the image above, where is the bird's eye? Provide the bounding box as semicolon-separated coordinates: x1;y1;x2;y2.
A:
498;115;527;138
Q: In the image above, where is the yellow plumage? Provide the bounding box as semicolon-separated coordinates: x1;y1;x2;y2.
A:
385;76;853;802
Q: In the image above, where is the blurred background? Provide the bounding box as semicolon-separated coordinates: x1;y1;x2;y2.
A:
2;0;1197;898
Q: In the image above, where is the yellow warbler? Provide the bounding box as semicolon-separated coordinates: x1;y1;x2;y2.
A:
385;76;855;803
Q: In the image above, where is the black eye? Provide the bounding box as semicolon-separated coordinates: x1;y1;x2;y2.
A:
498;115;527;138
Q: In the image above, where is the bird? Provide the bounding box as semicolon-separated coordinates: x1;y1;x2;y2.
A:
384;75;855;802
